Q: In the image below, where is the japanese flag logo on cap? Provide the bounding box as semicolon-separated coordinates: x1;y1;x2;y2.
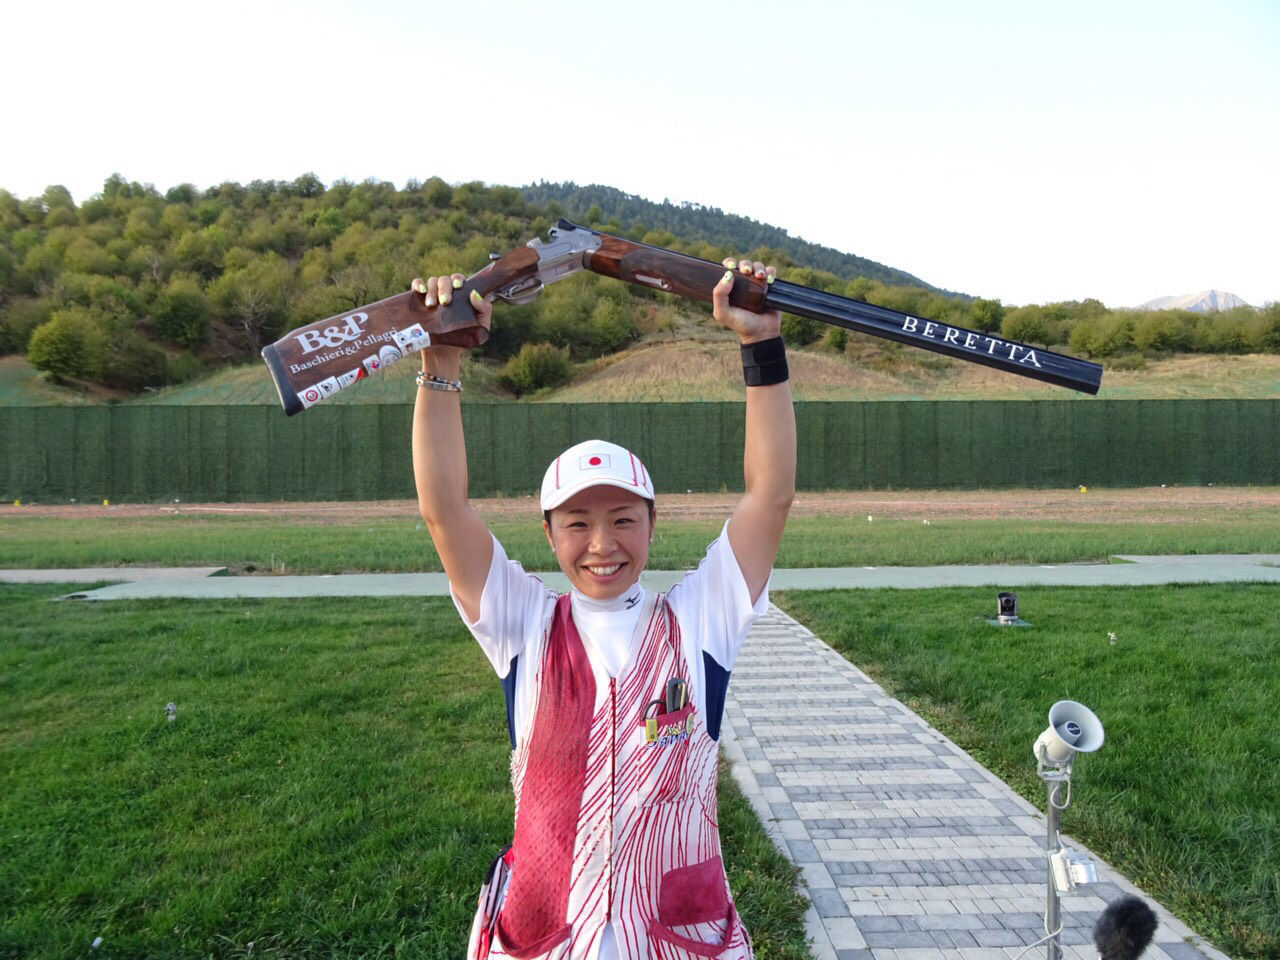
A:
541;439;654;511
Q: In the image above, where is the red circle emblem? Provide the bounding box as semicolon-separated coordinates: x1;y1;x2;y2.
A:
589;456;602;466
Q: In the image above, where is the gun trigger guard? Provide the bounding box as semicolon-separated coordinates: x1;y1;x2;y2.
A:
494;277;545;305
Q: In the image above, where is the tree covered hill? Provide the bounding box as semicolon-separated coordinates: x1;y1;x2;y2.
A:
521;182;939;291
0;173;1276;400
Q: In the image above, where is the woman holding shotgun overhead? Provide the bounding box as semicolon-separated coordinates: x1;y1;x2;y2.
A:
410;256;795;960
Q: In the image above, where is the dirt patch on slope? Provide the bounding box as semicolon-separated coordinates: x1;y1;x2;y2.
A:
552;342;1280;402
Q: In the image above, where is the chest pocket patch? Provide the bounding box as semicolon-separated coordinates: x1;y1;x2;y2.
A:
635;701;697;806
646;702;695;745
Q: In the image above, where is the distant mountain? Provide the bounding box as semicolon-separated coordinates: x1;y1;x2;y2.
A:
522;181;962;296
1138;290;1251;312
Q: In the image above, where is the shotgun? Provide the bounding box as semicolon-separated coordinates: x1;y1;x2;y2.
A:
261;220;1102;415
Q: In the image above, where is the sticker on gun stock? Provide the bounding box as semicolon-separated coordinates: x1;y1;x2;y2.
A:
299;385;324;409
378;344;403;368
315;376;341;399
337;367;367;389
392;324;430;354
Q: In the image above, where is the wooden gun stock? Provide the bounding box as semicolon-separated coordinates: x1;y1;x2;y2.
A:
261;246;537;415
586;231;770;314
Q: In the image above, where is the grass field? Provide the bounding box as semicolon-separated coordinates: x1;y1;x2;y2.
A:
4;496;1277;958
3;501;1279;573
776;584;1279;960
0;585;809;960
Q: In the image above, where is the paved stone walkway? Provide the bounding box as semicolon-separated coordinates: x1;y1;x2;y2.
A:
721;605;1231;960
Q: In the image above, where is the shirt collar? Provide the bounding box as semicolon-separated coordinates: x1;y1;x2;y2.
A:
570;580;645;613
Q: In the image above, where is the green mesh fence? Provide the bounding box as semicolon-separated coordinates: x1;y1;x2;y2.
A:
2;400;1277;502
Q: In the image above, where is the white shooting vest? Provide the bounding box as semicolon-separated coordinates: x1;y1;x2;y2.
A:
467;592;752;960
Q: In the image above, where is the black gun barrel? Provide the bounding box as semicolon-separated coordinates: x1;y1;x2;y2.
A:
764;280;1102;395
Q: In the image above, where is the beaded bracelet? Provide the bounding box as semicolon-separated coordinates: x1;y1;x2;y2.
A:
415;371;462;392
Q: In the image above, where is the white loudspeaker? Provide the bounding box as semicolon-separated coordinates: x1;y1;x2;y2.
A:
1033;700;1104;765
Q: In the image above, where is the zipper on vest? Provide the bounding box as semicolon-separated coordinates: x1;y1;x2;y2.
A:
608;676;616;923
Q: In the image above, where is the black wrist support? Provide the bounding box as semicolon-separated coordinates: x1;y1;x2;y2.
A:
740;336;788;386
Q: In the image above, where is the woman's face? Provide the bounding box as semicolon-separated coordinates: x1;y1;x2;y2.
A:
544;485;654;600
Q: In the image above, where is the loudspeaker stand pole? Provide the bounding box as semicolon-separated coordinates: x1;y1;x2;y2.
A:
1046;778;1062;960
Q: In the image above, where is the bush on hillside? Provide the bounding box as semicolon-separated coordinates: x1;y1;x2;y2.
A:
166;351;205;384
584;296;638;355
27;306;105;381
153;276;212;347
499;342;574;395
1259;302;1280;351
969;297;1004;333
1132;311;1195;353
1069;314;1135;357
780;313;822;345
1000;306;1052;345
0;296;54;354
820;326;847;352
101;334;169;391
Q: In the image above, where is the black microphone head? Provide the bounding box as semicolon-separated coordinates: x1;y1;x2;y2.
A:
1093;895;1158;960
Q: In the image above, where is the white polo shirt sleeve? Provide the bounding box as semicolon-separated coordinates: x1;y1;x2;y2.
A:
449;533;557;678
666;520;770;677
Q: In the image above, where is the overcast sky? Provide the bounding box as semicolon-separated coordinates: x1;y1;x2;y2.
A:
6;0;1276;308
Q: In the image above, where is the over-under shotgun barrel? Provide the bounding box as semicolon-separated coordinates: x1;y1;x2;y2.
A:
564;221;1102;395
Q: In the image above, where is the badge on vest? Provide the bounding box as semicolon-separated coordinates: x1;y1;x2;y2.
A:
645;712;694;745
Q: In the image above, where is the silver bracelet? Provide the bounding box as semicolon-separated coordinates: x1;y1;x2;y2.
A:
415;371;462;392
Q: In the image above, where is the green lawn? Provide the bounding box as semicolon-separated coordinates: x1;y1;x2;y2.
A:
777;584;1280;960
2;512;1278;573
0;585;808;960
5;506;1278;959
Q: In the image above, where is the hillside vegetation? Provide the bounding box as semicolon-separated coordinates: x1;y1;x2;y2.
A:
1;174;1277;405
522;182;939;290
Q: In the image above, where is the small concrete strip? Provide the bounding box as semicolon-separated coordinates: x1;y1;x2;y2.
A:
775;555;1280;590
0;566;226;584
44;554;1280;600
722;605;1231;960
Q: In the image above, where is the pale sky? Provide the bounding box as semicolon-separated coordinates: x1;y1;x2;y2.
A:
6;0;1277;308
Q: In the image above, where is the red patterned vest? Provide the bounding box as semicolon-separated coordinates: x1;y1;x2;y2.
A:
467;592;752;960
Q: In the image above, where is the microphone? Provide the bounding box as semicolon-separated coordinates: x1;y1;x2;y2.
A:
1093;896;1158;960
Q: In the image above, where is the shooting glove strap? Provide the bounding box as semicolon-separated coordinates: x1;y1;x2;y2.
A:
741;336;788;387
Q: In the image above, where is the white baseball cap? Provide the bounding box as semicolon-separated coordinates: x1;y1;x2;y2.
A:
540;439;655;512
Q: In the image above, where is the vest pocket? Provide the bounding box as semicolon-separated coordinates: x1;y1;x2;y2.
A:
647;855;748;959
490;920;571;960
636;701;697;806
647;907;743;960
